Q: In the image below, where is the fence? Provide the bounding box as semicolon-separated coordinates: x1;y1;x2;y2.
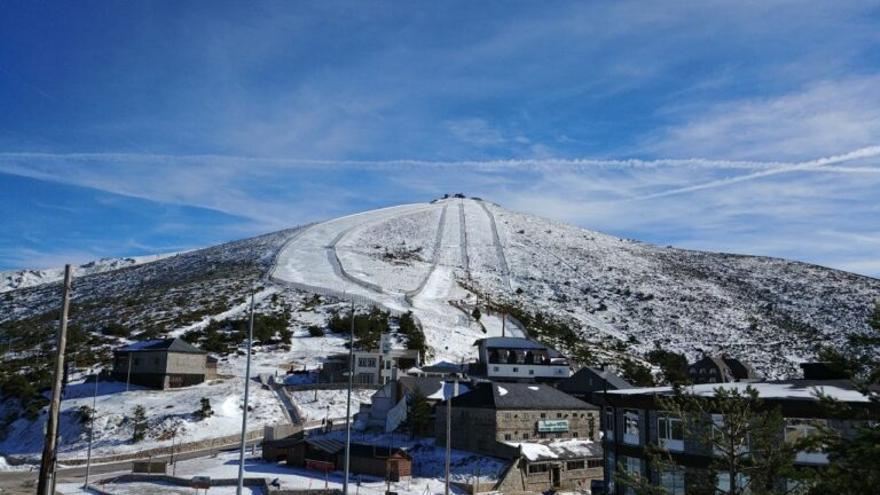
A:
54;428;263;466
88;474;270;494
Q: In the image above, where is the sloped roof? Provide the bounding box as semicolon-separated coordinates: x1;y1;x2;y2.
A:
559;366;633;392
118;338;206;354
300;438;409;459
607;380;877;403
440;382;595;410
506;439;603;461
398;376;470;401
420;361;464;374
474;337;548;350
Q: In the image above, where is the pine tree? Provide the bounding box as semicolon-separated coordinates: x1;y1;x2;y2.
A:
131;405;148;443
195;397;213;420
407;389;431;439
471;307;481;321
805;299;880;493
617;386;802;495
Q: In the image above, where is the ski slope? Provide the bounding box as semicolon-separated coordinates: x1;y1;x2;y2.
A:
271;199;524;363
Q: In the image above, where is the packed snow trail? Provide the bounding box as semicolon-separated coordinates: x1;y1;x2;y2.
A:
478;201;512;290
405;203;449;303
458;200;471;278
272;199;523;364
272;203;436;312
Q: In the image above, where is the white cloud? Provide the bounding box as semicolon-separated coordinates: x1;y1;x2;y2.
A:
644;77;880;161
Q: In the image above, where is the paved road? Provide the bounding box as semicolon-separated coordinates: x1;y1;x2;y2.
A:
0;439;261;493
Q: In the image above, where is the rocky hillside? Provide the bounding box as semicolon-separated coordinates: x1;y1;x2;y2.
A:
1;198;878;390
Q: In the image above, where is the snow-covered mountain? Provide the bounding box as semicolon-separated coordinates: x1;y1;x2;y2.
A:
0;252;181;293
2;196;879;461
2;197;878;381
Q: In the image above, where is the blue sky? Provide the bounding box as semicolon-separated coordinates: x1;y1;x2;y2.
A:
1;1;879;275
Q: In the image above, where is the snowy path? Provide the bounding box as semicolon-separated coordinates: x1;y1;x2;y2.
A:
458;200;470;278
478;201;512;289
271;203;435;311
272;199;523;364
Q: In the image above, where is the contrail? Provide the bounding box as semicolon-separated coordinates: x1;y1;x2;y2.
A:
630;146;880;201
0;150;796;172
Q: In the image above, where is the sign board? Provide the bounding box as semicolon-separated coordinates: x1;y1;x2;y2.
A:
191;476;211;489
537;419;569;433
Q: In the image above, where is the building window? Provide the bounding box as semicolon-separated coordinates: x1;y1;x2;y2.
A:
573;432;579;438
529;369;534;375
493;366;499;372
541;413;546;418
604;407;614;436
528;463;549;474
513;367;519;372
566;460;585;470
658;413;684;451
557;412;562;418
623;456;641;477
623;409;640;445
522;433;529;440
717;472;749;493
660;467;685;495
504;433;512;441
587;459;602;469
358;357;377;368
785;418;829;464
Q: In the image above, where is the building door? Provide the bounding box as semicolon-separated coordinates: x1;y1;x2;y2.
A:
552;466;561;487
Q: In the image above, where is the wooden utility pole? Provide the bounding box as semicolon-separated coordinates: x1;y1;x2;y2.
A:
236;291;255;495
37;264;72;495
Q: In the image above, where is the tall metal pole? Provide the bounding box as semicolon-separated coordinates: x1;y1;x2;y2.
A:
83;372;99;488
342;299;355;495
444;379;458;495
236;291;255;495
126;354;132;392
37;264;72;495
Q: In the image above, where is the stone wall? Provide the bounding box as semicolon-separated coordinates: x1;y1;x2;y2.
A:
496;408;599;443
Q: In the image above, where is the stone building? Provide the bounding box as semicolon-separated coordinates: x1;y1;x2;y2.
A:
112;338;211;389
493;440;605;493
435;381;599;457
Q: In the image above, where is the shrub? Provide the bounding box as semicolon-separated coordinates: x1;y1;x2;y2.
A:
195;397;213;420
307;326;325;337
131;405;148;443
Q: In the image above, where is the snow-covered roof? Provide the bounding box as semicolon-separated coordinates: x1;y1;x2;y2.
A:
607;380;872;403
475;337;549;350
117;338;206;354
442;382;595;410
505;439;602;462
